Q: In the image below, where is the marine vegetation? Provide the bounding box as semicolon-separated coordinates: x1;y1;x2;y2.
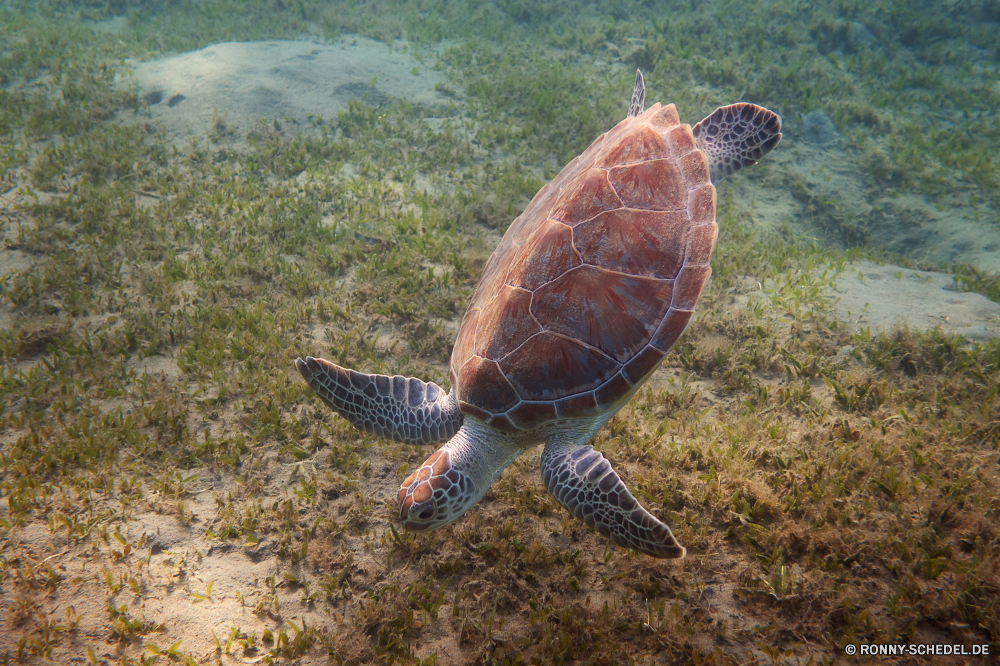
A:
1;0;998;664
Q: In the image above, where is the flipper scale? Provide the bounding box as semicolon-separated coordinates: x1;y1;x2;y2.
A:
542;439;686;559
693;103;782;182
295;356;462;446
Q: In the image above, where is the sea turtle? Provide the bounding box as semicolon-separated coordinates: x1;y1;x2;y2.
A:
297;71;781;558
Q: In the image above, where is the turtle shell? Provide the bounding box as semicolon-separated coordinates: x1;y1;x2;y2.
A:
449;102;717;433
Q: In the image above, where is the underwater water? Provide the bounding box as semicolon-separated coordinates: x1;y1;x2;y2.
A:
1;1;999;664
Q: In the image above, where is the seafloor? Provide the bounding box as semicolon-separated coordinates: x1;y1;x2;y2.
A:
1;1;998;664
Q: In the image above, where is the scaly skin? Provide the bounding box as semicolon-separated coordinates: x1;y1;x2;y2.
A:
397;417;522;531
395;410;686;558
295;356;462;446
541;435;686;559
693;102;782;183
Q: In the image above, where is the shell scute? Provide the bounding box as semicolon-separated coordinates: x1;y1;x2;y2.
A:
505;220;580;290
457;400;491;422
468;234;519;308
549;169;622;227
573;209;688;279
506;401;558;429
679;150;710;188
488;413;519;433
498;332;618;401
667;124;697;156
595;372;632;408
688;184;716;227
476;285;540;360
648;103;680;131
601;124;670;167
650;308;694;352
685;224;719;267
608;160;685;211
591;122;633;163
622;345;666;386
450;308;480;387
531;265;672;363
456;356;520;414
671;265;712;310
555;391;600;418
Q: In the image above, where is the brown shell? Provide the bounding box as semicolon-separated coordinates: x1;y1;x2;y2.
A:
450;103;717;432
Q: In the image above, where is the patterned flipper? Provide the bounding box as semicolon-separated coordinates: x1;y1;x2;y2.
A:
692;103;782;183
541;440;686;559
295;356;463;445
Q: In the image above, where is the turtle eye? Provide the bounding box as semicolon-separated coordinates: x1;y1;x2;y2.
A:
416;506;434;521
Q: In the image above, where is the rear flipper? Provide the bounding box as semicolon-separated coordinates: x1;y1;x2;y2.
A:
295;356;463;445
541;439;686;559
627;69;645;118
693;103;782;183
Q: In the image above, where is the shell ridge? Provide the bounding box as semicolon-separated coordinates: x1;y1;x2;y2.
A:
526;296;546;333
648;308;695;352
566;256;684;283
566;224;586;266
552;369;639;410
459;353;523;401
493;329;545;365
499;240;521;290
602;169;626;209
621;345;657;385
532;261;675;283
517;255;632;301
467;306;484;364
546;219;586;265
494;329;622;371
556;208;620;230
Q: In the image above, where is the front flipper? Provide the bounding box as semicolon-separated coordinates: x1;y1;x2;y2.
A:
541;440;686;559
692;103;782;183
295;356;463;445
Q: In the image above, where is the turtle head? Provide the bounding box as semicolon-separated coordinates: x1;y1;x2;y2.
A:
396;421;523;532
397;448;477;531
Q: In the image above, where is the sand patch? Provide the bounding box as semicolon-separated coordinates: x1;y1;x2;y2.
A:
826;260;1000;340
122;38;453;150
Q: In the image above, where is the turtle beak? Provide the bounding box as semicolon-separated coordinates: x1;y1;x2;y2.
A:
400;500;437;531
